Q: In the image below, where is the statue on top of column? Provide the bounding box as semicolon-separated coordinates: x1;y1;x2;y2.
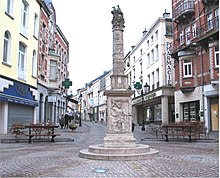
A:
111;5;125;28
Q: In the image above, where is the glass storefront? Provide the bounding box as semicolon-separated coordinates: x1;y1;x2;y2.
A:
183;101;200;122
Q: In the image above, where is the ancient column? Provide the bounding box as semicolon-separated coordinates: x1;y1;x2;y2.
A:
104;5;136;148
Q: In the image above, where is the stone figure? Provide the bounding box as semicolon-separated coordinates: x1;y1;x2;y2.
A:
111;5;125;28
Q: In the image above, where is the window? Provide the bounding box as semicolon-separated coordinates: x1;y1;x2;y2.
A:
183;101;199;122
50;60;57;80
147;40;149;48
155;30;158;39
179;30;184;44
6;0;14;16
215;8;219;29
32;50;37;77
3;31;11;64
152;72;155;89
155;45;159;59
207;12;213;30
20;0;29;36
183;59;192;77
42;23;46;41
151;49;154;63
33;13;39;38
40;54;45;76
18;42;27;80
147;53;150;66
215;46;219;67
151;35;154;43
147;74;150;90
140;62;142;75
185;26;190;43
156;68;159;88
192;22;196;38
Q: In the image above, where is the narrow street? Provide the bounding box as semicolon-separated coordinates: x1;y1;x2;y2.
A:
0;121;219;177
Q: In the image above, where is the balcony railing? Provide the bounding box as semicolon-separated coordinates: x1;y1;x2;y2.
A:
170;17;219;54
174;0;195;21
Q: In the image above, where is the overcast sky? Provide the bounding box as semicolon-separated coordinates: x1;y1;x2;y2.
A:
52;0;172;94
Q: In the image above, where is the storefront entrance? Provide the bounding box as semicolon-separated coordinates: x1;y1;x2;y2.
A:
211;99;219;131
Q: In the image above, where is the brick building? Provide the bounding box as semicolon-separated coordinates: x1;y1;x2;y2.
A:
170;0;219;131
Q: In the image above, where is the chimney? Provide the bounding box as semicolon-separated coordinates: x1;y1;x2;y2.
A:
131;45;135;50
142;28;147;36
163;9;170;18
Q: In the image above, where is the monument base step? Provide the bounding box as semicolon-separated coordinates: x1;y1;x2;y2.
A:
79;144;159;161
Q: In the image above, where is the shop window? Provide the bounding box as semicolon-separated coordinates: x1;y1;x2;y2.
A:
183;101;200;122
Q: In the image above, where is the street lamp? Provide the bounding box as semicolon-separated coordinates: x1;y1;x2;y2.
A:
78;94;82;127
134;82;150;131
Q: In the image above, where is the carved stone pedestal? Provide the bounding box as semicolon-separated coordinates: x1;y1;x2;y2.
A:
79;5;159;160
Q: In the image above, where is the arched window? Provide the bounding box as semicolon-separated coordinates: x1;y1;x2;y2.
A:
32;50;37;77
18;42;27;80
3;31;11;65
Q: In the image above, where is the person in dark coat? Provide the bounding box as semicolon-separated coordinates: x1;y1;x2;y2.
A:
64;114;69;129
60;114;65;129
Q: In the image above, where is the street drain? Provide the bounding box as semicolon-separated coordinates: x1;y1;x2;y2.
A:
93;168;109;173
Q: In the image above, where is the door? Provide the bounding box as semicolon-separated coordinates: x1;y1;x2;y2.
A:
211;102;219;131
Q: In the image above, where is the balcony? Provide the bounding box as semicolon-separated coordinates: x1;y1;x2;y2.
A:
202;0;219;6
174;0;195;22
170;17;219;56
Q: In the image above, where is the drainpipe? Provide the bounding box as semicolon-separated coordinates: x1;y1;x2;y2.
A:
198;0;205;124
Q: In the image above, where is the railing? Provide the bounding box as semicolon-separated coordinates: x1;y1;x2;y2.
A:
170;17;219;53
174;0;195;20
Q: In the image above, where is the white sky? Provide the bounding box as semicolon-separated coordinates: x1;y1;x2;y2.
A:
52;0;172;94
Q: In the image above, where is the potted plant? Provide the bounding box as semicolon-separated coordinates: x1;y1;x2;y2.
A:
69;124;77;131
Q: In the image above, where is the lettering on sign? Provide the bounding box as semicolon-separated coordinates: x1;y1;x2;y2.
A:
166;42;172;85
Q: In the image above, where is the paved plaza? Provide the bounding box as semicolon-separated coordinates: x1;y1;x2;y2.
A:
0;121;219;178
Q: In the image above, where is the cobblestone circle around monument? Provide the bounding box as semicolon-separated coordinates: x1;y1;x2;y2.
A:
0;121;219;177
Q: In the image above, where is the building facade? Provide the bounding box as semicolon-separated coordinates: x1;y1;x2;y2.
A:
124;12;175;126
170;0;219;131
0;0;41;134
37;1;69;125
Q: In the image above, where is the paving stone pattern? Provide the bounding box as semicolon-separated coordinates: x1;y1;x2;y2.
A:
0;121;219;177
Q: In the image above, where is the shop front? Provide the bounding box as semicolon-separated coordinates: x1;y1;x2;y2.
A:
132;87;175;126
0;77;38;134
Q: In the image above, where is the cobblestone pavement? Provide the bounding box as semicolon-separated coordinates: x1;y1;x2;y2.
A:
0;121;219;178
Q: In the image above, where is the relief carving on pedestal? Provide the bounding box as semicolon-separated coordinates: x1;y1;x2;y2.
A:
110;99;130;134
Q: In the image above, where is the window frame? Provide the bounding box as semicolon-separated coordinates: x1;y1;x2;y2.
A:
20;0;29;36
32;50;37;77
215;47;219;68
18;42;27;80
3;31;12;65
49;60;57;80
33;13;39;38
183;59;192;78
6;0;14;16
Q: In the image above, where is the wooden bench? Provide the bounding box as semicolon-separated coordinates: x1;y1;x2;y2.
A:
25;133;61;143
161;123;198;142
25;124;60;143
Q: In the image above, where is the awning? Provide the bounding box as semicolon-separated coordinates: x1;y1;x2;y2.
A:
68;98;78;104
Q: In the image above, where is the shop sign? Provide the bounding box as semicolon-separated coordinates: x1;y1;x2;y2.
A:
48;95;56;102
166;42;172;85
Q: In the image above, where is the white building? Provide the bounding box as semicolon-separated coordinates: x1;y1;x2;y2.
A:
124;12;175;126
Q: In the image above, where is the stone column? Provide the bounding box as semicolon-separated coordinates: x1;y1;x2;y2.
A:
104;6;135;148
161;96;169;124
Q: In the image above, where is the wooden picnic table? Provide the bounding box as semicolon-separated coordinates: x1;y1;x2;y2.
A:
25;124;60;143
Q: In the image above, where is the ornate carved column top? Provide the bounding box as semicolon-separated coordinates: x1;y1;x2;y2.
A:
111;5;125;29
